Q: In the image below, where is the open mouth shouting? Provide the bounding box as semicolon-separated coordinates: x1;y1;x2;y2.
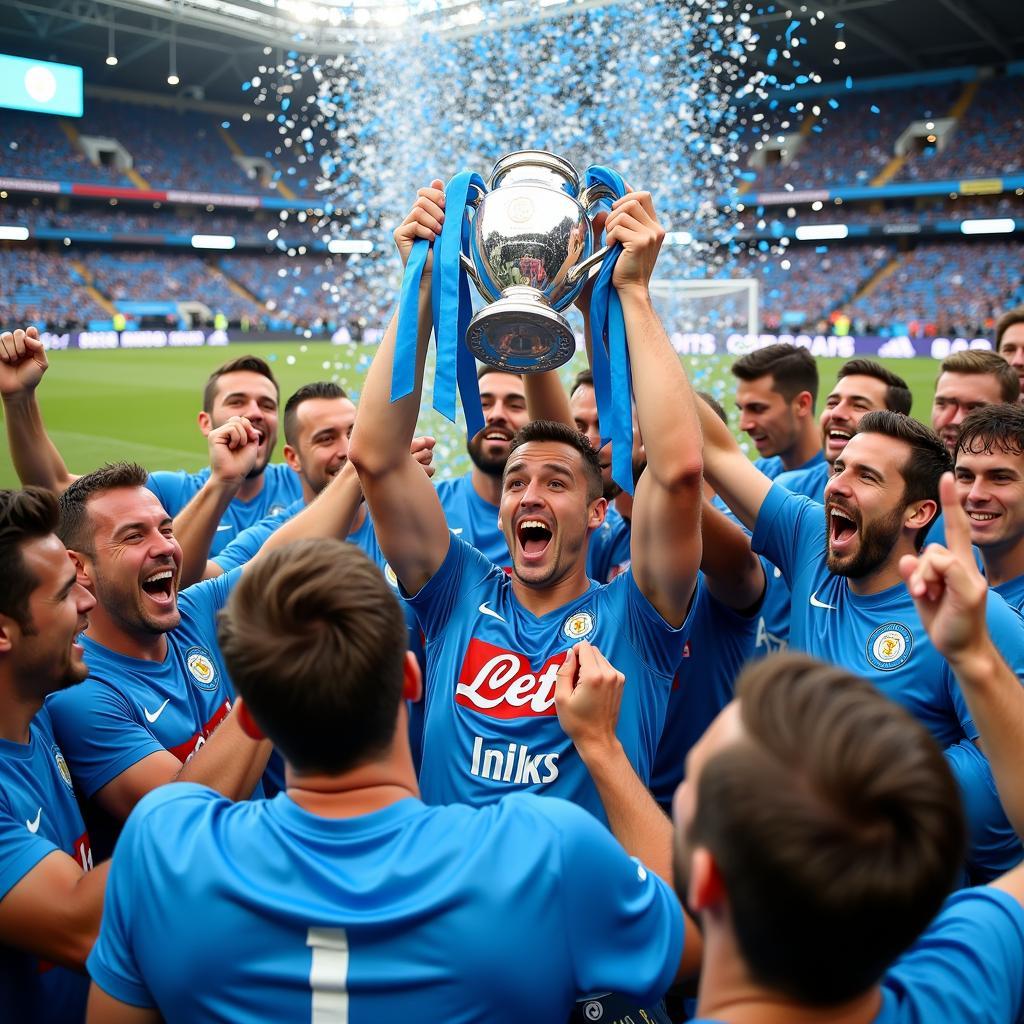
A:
481;427;513;447
141;566;177;611
824;427;853;458
827;502;859;557
515;517;554;565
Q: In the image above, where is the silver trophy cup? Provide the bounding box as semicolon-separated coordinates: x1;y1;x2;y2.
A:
459;150;616;373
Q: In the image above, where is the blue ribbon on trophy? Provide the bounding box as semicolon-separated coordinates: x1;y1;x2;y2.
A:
392;151;635;491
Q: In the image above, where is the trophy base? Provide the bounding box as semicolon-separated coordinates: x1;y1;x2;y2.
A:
465;288;576;374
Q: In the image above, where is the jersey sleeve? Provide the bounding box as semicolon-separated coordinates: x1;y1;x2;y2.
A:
403;535;497;640
608;569;692;679
549;800;683;1003
46;686;165;799
750;482;825;586
86;787;202;1008
211;517;283;573
179;567;243;618
145;470;192;518
0;803;61;901
881;887;1024;1023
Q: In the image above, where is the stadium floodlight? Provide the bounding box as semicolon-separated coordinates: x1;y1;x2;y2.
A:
795;224;849;241
106;22;118;66
960;219;1016;236
0;226;29;240
167;33;179;86
191;234;236;250
328;239;374;254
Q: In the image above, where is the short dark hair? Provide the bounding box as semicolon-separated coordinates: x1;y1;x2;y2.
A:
283;381;350;448
731;344;818;404
836;359;912;415
571;369;594;396
217;539;408;775
995;305;1024;351
202;356;279;414
855;411;951;550
939;350;1020;404
477;364;522;383
57;462;150;555
698;391;729;425
505;420;604;503
0;488;60;631
689;653;964;1007
956;403;1024;461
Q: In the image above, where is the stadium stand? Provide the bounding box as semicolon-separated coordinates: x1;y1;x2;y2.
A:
0;249;109;329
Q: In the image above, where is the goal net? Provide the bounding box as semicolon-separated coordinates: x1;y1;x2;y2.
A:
648;277;759;355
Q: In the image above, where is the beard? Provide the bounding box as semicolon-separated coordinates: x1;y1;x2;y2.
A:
825;504;904;580
467;433;509;477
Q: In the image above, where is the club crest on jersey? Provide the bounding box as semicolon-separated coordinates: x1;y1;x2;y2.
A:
186;646;217;690
51;743;73;791
384;563;398;589
866;623;913;671
268;504;288;517
562;610;595;641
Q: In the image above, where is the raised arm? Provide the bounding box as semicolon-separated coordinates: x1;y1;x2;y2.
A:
606;193;701;627
700;498;766;612
172;416;260;587
348;182;452;596
0;327;80;493
555;642;702;978
901;473;1024;840
694;393;773;532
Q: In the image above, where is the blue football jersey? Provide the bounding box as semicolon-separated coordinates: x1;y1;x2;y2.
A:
752;483;1024;747
406;537;689;821
87;785;684;1023
435;473;510;567
0;707;93;1024
709;495;791;659
147;463;302;556
686;888;1024;1024
47;570;264;857
994;575;1024;616
774;453;830;504
753;455;785;479
587;503;632;583
212;497;305;572
650;576;758;809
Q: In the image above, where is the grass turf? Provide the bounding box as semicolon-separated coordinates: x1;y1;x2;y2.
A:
0;342;943;490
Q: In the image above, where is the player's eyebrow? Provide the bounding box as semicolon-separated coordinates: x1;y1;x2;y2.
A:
54;570;78;602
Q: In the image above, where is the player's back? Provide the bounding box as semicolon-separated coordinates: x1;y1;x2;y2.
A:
88;785;681;1023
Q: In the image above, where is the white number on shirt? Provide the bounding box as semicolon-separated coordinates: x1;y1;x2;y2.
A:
307;926;349;1023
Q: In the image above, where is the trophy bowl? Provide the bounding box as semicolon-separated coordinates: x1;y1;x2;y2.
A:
460;151;614;373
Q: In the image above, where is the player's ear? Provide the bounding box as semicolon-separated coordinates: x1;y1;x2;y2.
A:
688;846;726;913
282;444;301;472
905;499;938;533
0;614;15;654
198;410;213;435
402;651;422;703
67;549;95;591
795;390;814;416
588;496;607;529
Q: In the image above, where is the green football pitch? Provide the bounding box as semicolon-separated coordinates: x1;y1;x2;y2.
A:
0;342;943;490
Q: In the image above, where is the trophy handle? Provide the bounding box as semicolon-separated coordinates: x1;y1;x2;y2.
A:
459;252;485;291
566;245;611;286
578;183;617;211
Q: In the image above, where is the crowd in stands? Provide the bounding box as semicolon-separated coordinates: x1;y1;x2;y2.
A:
754;84;960;190
902;78;1024;181
0;249;108;330
2;109;130;188
847;240;1024;339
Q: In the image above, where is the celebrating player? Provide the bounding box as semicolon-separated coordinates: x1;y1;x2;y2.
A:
349;181;703;819
0;327;301;554
85;541;697;1023
0;488;102;1022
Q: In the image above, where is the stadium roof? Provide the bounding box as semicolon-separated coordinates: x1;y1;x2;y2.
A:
0;0;1021;104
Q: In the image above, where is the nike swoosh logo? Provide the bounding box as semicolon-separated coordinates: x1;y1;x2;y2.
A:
144;698;171;723
450;528;464;536
809;591;837;611
216;524;232;532
479;602;507;623
26;808;41;834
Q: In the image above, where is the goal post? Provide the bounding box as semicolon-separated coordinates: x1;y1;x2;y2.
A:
647;277;760;346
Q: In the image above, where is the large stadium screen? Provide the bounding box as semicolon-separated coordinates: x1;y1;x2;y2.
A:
0;53;83;117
